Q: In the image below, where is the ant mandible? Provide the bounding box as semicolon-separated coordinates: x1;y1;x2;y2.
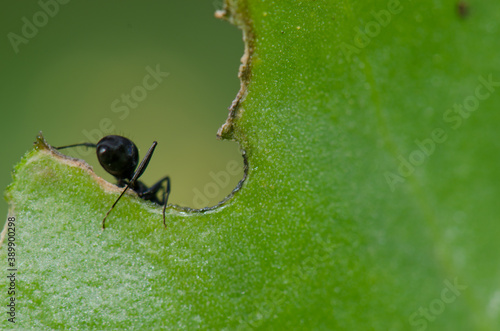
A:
56;135;171;229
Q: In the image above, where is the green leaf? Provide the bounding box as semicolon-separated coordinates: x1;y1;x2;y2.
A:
2;0;500;329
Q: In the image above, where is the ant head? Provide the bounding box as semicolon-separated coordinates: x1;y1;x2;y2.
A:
96;135;139;180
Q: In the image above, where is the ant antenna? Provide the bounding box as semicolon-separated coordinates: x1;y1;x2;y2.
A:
101;141;165;229
55;142;97;149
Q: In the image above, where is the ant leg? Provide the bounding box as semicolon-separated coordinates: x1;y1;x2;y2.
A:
138;176;171;228
102;141;158;229
162;177;171;229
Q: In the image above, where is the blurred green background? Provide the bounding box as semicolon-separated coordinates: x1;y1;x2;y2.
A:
0;0;244;224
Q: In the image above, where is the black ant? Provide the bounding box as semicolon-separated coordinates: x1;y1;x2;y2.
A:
56;135;171;229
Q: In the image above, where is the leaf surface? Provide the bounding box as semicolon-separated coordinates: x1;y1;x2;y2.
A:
2;0;500;329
